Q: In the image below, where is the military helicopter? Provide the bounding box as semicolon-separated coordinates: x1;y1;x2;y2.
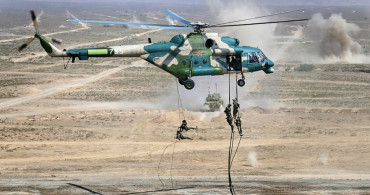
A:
18;10;307;90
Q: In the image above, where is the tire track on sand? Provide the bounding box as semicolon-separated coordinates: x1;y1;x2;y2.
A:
0;10;89;44
0;65;126;109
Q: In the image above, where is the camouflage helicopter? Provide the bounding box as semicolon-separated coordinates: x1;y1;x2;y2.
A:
18;10;307;90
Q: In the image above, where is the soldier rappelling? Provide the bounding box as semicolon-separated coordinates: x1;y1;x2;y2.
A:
224;104;234;132
232;98;240;119
176;120;196;140
235;117;243;136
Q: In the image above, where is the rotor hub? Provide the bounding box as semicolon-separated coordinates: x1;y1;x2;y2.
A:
190;22;211;33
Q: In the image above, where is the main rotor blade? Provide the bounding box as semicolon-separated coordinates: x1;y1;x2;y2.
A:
153;26;193;29
30;10;38;31
211;19;309;28
18;36;35;52
213;9;305;26
66;19;192;29
164;10;191;25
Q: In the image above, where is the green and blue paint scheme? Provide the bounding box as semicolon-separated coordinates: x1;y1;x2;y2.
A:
37;32;274;89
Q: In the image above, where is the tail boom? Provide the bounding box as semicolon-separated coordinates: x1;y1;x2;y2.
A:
36;33;66;57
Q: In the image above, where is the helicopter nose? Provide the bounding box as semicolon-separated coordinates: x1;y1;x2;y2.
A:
263;59;274;69
267;59;274;67
263;59;275;74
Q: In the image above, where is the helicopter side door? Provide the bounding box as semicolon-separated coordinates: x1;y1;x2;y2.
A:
228;54;242;71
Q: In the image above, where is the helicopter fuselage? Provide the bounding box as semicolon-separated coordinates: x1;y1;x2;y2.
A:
37;32;274;89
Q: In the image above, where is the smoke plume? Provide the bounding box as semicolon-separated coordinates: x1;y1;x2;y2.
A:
319;152;329;165
303;13;365;63
166;15;176;25
206;0;368;63
248;149;259;167
206;0;276;56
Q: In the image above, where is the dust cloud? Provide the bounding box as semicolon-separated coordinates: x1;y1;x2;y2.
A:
319;152;329;165
248;149;259;167
153;71;280;112
166;16;176;25
302;13;367;63
207;0;369;63
206;0;276;57
204;0;284;110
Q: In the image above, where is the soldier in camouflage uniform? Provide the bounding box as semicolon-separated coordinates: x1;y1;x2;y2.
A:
235;117;243;136
224;104;234;131
232;98;240;118
176;120;195;140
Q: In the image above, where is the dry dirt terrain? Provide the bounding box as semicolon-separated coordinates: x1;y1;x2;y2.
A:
1;1;370;195
1;61;369;195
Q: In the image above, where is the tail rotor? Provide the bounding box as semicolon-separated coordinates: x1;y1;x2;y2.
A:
18;10;38;52
18;10;62;52
18;36;35;52
30;10;39;32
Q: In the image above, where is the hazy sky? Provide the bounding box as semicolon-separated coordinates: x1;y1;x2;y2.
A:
22;0;370;6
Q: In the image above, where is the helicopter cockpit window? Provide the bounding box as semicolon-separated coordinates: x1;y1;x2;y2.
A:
256;52;263;62
203;59;208;64
248;53;258;63
194;60;199;65
260;51;267;60
257;51;266;62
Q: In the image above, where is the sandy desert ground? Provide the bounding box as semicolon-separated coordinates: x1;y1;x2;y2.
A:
1;1;370;194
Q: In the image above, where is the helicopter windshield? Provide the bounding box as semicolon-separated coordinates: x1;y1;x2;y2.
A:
256;51;266;62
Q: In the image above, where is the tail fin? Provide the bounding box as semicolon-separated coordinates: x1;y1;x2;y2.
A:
35;33;65;57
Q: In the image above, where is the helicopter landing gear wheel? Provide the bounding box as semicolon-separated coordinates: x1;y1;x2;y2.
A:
184;79;195;90
237;72;246;87
237;79;245;87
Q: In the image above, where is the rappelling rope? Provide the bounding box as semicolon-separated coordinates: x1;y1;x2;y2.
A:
227;65;236;195
157;140;178;189
228;67;231;105
175;79;186;122
170;140;177;187
157;79;188;189
235;75;238;101
227;70;246;194
231;75;242;167
228;127;236;195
